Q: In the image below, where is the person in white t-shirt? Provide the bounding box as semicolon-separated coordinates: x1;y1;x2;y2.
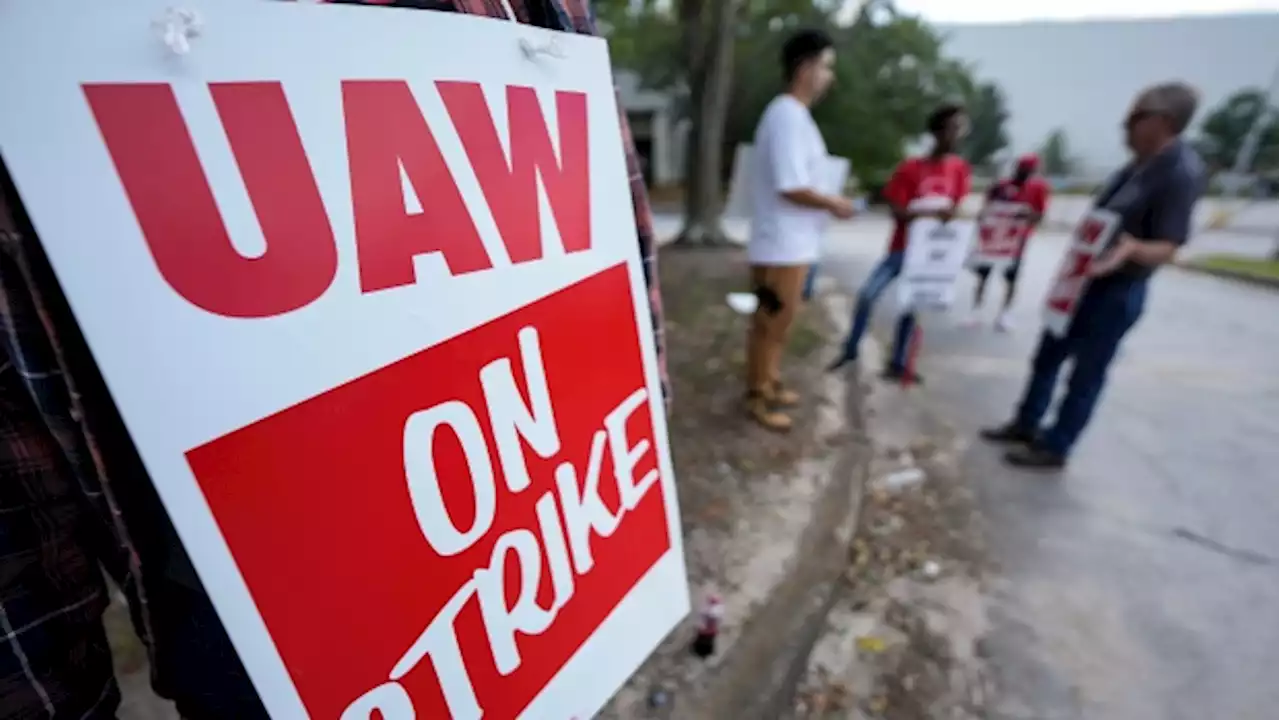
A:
745;29;855;431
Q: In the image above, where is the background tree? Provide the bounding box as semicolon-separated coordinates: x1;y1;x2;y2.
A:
600;0;980;223
960;82;1010;173
1194;88;1279;175
1040;129;1075;177
594;1;683;90
672;0;743;244
723;0;978;191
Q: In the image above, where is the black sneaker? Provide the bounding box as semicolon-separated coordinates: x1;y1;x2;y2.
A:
1004;444;1066;470
881;365;924;386
827;354;856;372
979;422;1037;445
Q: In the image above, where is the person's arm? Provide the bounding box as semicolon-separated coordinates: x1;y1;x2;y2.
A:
768;108;852;217
936;159;972;223
884;161;919;223
1089;172;1199;276
1022;183;1048;227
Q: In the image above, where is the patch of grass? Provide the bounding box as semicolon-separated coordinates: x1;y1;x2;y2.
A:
1188;254;1279;284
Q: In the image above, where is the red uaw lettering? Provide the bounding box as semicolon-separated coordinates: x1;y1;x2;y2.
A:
84;82;339;318
344;80;494;292
439;83;592;261
1079;219;1105;247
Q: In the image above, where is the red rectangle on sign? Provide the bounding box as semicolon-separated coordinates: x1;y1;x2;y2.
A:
187;264;671;718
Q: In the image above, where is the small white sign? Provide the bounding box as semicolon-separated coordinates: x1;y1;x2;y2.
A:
898;218;976;311
723;142;851;220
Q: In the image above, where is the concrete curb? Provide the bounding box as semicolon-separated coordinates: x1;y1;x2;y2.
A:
1174;262;1279;290
598;283;873;720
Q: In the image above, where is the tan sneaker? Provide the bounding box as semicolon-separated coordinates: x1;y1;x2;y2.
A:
766;381;801;408
745;394;793;432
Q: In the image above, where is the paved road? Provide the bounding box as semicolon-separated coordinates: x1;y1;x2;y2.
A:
816;218;1279;720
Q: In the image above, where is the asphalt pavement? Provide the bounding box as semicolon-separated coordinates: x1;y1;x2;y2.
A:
814;216;1279;720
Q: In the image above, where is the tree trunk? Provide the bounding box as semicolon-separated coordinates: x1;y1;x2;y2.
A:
675;0;738;245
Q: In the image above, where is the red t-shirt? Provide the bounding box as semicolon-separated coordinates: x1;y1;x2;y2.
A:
884;154;972;252
986;176;1050;219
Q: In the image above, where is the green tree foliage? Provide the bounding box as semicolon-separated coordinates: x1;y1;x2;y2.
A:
960;82;1010;172
1039;129;1074;177
600;0;991;192
723;0;982;188
1194;88;1279;174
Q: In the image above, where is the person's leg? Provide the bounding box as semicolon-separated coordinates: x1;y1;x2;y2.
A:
1001;263;1020;309
762;264;808;393
886;310;917;376
1014;330;1071;429
746;265;769;396
0;373;121;720
995;261;1021;331
982;329;1073;444
148;579;270;720
746;265;807;430
961;267;990;327
832;252;903;366
1034;283;1146;459
972;267;990;308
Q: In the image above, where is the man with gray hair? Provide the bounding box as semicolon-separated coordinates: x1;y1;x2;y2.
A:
980;82;1205;469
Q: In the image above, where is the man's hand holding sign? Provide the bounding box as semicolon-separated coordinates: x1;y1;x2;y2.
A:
0;2;687;719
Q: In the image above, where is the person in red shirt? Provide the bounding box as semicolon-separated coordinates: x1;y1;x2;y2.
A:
830;103;971;383
963;154;1050;331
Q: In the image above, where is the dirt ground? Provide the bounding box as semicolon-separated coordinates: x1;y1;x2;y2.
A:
791;397;994;720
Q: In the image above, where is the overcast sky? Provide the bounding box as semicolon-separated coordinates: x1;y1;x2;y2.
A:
894;0;1279;24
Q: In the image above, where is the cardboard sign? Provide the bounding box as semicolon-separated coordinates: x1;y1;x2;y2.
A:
1042;208;1122;336
0;3;687;719
969;200;1031;269
897;218;976;311
723;142;851;220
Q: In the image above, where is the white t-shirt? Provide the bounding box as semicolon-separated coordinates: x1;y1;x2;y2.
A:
747;94;829;266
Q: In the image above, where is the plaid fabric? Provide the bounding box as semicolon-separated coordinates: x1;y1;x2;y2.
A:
0;352;119;719
0;176;146;718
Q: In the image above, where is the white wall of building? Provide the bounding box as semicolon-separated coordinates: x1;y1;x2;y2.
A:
938;12;1279;180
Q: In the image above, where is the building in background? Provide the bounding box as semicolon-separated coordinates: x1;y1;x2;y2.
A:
938;12;1279;183
616;69;686;188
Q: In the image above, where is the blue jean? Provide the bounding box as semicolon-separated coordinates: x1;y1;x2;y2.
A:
802;264;818;301
838;251;915;369
1015;279;1147;456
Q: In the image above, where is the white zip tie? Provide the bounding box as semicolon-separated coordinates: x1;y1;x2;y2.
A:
153;7;203;56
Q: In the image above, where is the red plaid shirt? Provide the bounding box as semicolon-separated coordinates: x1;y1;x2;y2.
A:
0;1;667;716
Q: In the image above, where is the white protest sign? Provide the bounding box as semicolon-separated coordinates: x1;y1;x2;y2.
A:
897;218;976;311
0;2;687;719
1042;208;1122;336
724;143;754;219
723;142;851;220
969;200;1031;269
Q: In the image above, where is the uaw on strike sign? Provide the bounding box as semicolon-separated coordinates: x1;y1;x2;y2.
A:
968;201;1029;269
0;2;688;718
1042;208;1121;336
